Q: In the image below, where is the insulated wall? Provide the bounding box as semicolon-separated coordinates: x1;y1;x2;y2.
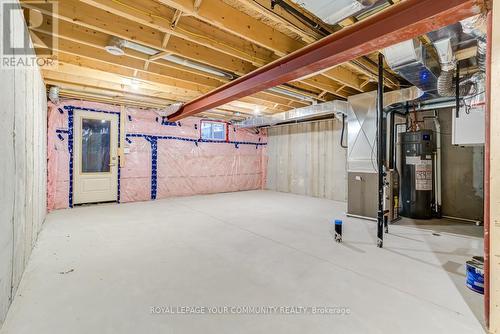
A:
0;2;47;326
47;100;267;210
266;119;347;202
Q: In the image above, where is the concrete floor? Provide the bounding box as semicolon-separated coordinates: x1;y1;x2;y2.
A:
0;191;485;334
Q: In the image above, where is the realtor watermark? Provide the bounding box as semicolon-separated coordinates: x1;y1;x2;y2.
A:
1;1;58;69
150;305;351;316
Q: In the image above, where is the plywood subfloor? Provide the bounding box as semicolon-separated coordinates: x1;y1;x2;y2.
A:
0;191;485;333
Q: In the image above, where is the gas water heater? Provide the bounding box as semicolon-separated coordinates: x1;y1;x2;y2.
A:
399;130;435;219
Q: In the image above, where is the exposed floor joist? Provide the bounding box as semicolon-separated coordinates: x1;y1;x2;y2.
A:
168;0;483;120
23;0;415;120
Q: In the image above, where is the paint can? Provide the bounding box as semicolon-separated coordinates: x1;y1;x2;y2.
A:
332;219;342;243
465;259;484;294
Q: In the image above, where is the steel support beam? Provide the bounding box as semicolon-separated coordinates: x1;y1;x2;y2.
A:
169;0;484;121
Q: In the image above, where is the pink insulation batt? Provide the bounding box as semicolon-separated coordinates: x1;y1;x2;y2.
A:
47;100;267;211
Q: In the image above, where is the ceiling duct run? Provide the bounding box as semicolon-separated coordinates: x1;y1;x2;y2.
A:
430;14;486;98
235;100;349;128
291;0;381;25
383;39;440;94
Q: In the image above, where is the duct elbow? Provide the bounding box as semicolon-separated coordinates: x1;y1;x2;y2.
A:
437;69;455;97
437;69;476;97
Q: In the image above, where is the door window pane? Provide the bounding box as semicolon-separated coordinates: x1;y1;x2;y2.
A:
81;119;111;173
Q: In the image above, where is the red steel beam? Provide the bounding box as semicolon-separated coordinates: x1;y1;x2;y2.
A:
169;0;485;121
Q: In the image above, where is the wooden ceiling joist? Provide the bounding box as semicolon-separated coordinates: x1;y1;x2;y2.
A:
22;0;415;120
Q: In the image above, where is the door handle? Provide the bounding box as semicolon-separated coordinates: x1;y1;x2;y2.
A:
109;163;117;166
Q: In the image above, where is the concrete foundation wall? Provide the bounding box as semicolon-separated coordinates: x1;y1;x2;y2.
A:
421;109;484;221
266;119;347;202
0;2;47;327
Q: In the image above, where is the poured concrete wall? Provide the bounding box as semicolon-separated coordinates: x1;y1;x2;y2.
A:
420;109;484;221
266;119;347;202
0;2;47;326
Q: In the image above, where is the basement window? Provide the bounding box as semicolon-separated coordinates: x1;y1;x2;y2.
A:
200;120;227;141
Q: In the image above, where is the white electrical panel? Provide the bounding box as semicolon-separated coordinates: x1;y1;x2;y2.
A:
452;105;485;146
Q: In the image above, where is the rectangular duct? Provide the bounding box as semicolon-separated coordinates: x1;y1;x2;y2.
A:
235;100;348;128
383;39;440;93
292;0;380;25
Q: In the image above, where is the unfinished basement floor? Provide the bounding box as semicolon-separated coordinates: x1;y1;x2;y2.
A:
0;191;485;334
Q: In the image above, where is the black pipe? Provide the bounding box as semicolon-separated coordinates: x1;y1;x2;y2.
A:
389;111;395;170
340;114;348;149
377;53;385;248
270;0;331;36
455;63;460;118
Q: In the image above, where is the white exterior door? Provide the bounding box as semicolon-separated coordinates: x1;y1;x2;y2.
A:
73;110;118;204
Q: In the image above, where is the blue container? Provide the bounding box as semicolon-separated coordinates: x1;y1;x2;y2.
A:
331;219;342;242
466;260;484;294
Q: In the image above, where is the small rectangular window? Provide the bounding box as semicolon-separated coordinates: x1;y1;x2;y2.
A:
200;121;227;141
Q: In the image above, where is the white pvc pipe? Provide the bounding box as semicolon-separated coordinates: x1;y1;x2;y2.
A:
433;114;442;209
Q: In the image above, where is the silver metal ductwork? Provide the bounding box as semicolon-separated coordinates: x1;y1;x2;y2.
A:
159;103;183;118
48;86;60;104
237;86;421;131
291;0;382;25
235;100;349;128
433;38;474;97
347;86;423;173
461;14;487;73
383;39;439;93
430;14;486;98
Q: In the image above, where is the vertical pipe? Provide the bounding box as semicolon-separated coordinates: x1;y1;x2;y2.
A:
456;63;460;118
377;53;385;248
433;112;442;216
389;111;395;170
484;9;492;330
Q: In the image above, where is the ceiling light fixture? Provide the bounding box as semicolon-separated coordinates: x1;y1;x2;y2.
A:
104;36;126;56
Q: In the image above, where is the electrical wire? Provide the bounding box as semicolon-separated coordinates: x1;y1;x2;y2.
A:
340;114;347;148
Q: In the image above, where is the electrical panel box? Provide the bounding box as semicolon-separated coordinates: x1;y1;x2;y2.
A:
452;105;485;146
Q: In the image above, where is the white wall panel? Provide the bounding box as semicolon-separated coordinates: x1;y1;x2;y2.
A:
0;0;47;326
266;119;347;202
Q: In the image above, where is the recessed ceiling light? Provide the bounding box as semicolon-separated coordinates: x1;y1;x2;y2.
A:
105;37;125;56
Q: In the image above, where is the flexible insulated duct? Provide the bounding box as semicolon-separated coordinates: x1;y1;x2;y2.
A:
461;14;487;73
437;69;475;97
434;14;487;97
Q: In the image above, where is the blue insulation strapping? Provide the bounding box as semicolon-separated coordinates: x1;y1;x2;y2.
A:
126;133;267;147
64;105;120;116
145;136;158;200
60;105;266;207
126;134;266;201
117;116;121;203
67;109;74;208
161;117;178;127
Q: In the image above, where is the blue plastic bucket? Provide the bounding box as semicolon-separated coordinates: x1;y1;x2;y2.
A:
466;260;484;294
